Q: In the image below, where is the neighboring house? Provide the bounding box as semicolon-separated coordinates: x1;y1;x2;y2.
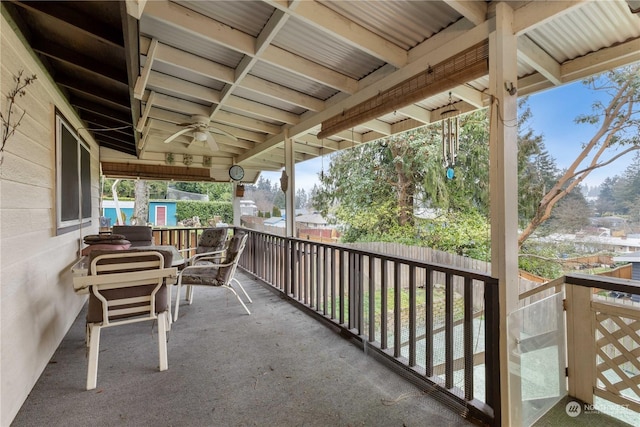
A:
149;201;177;226
240;199;258;216
264;216;286;227
101;200;178;226
613;252;640;282
590;216;627;229
295;213;327;228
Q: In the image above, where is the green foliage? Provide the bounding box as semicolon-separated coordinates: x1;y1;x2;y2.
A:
272;206;281;217
175;200;233;223
314;112;492;259
102;178;168;199
517;99;560;229
518;243;564;279
417;209;490;261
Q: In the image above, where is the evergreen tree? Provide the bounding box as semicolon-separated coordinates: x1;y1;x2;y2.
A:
596;176;619;216
612;152;640;217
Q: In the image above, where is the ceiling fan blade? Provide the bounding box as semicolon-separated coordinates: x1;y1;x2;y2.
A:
164;127;193;144
208;126;238;141
206;132;219;152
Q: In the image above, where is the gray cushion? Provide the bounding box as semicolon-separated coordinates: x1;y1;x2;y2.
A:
181;266;222;287
215;231;247;283
196;228;228;255
112;226;153;247
180;231;247;287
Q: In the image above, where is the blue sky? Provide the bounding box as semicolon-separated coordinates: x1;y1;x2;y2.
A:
526;80;633;188
261;80;633;192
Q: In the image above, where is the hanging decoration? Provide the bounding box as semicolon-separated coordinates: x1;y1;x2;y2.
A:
320;138;325;180
441;92;459;179
235;184;245;197
280;169;288;192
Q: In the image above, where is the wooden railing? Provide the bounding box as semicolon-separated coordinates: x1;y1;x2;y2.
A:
156;227;640;424
565;274;640;415
239;228;501;426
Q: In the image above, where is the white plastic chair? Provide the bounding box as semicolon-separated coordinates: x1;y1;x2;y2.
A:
174;232;251;320
79;250;177;390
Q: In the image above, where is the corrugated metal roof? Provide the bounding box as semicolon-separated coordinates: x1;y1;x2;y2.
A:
12;0;638;179
528;1;640;63
140;15;245;68
320;0;462;49
274;17;385;80
250;61;339;101
232;87;307;115
180;0;274;37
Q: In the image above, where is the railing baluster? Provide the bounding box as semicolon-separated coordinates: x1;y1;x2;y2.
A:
348;252;355;329
357;253;363;334
317;245;323;314
426;268;433;377
381;260;388;350
464;277;473;401
339;249;345;325
329;248;339;320
310;243;316;309
409;264;416;367
297;241;302;300
323;246;329;315
445;272;453;389
394;261;401;358
368;256;376;342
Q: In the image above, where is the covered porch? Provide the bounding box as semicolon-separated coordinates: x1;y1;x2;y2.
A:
2;1;640;426
12;266;635;427
13;270;473;427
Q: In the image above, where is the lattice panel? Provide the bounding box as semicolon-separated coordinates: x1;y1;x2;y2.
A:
593;303;640;412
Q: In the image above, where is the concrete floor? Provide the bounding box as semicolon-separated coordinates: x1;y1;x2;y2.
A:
12;272;476;427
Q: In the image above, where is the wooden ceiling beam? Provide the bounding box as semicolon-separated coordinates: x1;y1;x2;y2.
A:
265;0;407;68
444;0;487;25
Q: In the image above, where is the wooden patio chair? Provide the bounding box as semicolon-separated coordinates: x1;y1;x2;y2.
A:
173;231;251;320
80;249;177;390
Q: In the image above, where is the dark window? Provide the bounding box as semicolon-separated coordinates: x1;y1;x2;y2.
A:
57;113;91;233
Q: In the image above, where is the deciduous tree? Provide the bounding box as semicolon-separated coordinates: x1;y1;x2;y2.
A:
518;65;640;247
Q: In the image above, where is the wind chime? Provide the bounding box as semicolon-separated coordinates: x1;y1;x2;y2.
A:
440;92;460;179
320;139;325;180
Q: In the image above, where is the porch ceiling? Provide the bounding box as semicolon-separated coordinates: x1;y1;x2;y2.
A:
4;1;640;182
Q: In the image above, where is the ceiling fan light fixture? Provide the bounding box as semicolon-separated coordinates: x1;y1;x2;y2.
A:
194;130;208;142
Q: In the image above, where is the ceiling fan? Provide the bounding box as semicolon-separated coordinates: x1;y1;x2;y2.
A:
163;115;238;151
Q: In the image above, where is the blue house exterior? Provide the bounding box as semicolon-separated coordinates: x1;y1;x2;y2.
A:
149;201;177;226
101;200;178;226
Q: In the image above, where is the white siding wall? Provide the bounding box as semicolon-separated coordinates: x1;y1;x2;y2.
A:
1;13;100;425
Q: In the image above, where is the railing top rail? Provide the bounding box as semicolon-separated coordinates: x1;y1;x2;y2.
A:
565;273;640;294
243;228;498;285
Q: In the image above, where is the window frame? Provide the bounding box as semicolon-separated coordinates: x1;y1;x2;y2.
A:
56;112;92;234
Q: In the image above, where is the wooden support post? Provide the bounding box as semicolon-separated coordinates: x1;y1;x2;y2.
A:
565;284;595;404
284;128;295;237
489;3;520;426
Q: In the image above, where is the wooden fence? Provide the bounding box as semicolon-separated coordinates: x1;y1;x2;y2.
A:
345;242;542;310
